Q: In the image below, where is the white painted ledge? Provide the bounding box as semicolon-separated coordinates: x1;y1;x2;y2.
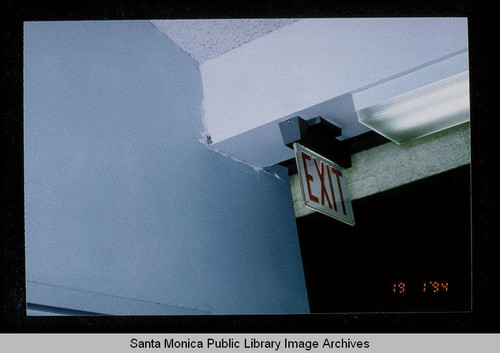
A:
201;18;468;146
26;280;212;316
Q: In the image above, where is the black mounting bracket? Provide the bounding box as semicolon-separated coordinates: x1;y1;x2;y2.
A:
279;116;352;168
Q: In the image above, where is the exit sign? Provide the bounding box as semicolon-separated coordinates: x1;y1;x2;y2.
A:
294;143;355;225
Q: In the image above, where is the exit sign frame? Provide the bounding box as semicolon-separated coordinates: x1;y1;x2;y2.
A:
294;142;355;226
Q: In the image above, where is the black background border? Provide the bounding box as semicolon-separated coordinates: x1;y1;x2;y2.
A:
2;0;497;333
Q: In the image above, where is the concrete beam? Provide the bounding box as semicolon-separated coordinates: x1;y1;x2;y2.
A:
291;123;470;218
201;18;468;146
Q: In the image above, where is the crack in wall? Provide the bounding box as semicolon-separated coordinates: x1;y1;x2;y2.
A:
151;21;289;184
199;138;287;184
199;103;287;183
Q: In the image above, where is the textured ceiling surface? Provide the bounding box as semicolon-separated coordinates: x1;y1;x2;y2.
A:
150;19;300;63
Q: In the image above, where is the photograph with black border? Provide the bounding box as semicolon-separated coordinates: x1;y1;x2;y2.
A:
2;0;498;335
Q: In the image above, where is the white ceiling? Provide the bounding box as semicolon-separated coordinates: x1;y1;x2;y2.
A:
150;19;300;63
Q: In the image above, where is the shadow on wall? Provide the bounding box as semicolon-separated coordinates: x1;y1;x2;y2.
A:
24;20;309;316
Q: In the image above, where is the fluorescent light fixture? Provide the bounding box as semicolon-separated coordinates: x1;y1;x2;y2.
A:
357;71;470;144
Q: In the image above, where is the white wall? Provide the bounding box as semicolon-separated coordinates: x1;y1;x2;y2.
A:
24;20;309;315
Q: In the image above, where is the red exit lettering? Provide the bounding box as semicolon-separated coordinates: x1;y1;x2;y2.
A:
300;151;347;216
